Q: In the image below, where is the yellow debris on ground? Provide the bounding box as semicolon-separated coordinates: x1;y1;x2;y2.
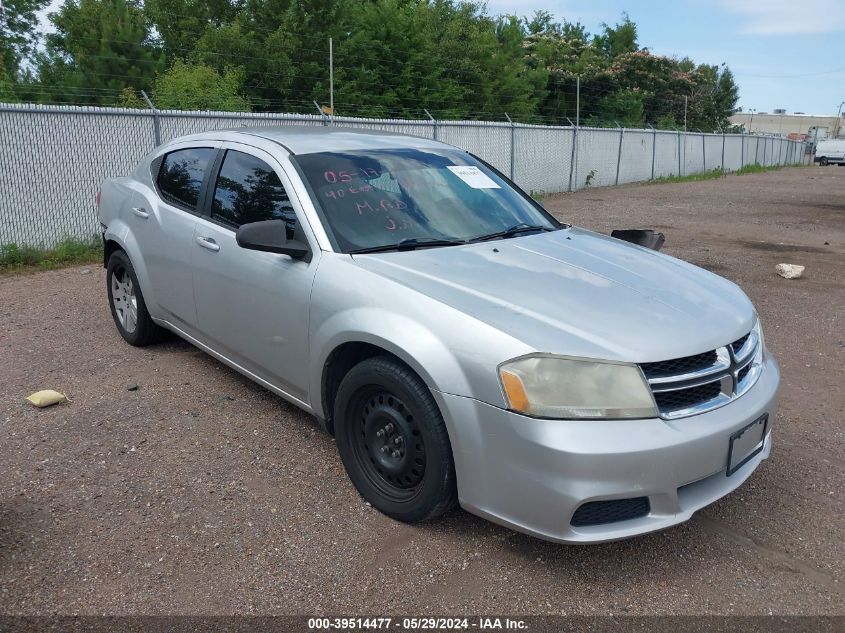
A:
25;390;68;408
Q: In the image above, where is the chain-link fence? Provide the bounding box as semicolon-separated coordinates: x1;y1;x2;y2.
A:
0;103;805;247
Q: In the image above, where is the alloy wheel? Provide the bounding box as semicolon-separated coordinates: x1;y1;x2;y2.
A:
111;266;138;334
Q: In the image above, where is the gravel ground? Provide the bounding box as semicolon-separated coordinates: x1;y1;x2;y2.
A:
0;166;843;616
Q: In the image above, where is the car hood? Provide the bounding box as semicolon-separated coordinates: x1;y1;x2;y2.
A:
350;227;756;362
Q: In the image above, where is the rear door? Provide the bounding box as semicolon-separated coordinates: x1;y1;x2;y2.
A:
134;143;220;328
191;143;319;405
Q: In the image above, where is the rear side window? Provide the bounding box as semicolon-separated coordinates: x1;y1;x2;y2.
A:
211;150;294;233
156;147;216;210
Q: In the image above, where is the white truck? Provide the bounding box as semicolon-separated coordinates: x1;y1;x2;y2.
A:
814;139;845;166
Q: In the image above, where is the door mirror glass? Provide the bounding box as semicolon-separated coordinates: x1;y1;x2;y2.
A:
236;220;310;260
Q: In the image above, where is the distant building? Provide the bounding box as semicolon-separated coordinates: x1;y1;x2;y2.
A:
730;111;844;138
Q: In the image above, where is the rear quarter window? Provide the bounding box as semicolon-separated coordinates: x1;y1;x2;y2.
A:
156;147;217;211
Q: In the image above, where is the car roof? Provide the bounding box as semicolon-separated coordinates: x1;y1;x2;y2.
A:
168;126;459;155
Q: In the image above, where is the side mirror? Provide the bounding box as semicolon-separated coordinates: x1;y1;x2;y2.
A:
236;219;310;261
610;229;665;251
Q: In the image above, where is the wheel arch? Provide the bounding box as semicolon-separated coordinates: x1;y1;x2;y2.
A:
102;223;159;317
320;341;413;435
103;237;123;268
313;316;473;436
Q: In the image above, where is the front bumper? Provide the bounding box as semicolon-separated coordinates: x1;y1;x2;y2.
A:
434;355;780;544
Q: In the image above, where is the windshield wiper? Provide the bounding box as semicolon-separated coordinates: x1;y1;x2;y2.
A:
468;223;557;243
349;237;466;254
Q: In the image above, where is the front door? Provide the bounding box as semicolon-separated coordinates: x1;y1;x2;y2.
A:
191;144;318;405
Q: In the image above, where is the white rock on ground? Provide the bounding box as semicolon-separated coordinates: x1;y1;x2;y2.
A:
775;263;805;279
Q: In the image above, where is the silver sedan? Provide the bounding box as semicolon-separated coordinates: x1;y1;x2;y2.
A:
98;127;779;543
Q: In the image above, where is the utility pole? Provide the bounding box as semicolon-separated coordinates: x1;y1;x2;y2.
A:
748;108;756;133
835;101;844;138
329;37;334;124
684;96;688;132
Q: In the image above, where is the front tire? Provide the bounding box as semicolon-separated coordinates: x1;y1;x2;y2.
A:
334;356;457;523
106;250;164;346
820;157;829;166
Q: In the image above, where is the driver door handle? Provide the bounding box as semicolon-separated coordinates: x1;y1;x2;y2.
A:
131;207;149;219
195;236;220;252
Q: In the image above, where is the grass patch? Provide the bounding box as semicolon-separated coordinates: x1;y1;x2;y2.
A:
734;163;789;175
649;168;727;184
0;236;102;274
649;163;796;185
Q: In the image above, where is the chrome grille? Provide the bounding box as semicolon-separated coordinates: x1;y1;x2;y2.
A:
641;328;763;419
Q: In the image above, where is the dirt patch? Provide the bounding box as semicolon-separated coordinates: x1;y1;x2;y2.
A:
1;166;843;616
735;240;829;254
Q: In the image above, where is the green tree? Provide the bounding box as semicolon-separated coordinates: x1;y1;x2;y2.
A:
686;64;739;131
656;113;680;130
586;91;644;127
117;86;145;108
603;51;694;127
0;0;48;80
0;66;18;101
152;60;250;111
593;13;638;59
144;0;242;59
524;9;557;35
524;17;609;121
31;0;162;104
176;0;351;111
329;0;544;119
3;0;739;130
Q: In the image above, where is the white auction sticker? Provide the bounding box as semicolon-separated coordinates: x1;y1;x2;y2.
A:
446;165;500;189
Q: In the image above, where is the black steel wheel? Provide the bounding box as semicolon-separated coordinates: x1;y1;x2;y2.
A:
106;250;164;347
334;356;457;522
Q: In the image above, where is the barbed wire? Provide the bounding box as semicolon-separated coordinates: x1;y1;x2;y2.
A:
9;72;709;127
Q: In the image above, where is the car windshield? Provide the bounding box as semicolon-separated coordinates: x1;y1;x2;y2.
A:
293;148;559;253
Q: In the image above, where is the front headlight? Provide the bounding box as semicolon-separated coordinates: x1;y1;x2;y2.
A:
498;354;658;419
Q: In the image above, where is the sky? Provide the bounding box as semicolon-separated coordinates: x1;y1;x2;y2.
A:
34;0;845;116
484;0;845;116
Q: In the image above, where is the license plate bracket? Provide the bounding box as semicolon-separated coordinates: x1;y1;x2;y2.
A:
727;414;768;477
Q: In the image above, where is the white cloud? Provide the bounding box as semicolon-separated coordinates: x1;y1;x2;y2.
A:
719;0;845;35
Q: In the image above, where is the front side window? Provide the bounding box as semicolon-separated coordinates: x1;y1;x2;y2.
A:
156;147;216;210
211;150;294;233
293;148;558;253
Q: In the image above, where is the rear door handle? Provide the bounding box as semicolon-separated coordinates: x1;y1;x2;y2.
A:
131;207;149;219
195;236;220;252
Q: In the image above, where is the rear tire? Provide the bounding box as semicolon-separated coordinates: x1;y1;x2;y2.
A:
106;250;164;347
820;157;829;166
333;356;457;523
